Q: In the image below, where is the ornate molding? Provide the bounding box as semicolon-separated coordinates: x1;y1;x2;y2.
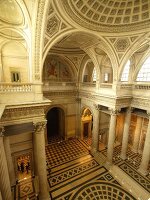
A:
109;108;120;115
75;97;81;103
93;103;100;111
33;121;47;133
1;106;46;124
131;98;150;110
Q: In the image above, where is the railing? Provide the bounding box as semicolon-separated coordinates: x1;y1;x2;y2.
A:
43;82;76;86
81;82;96;87
0;83;33;92
100;83;112;88
133;83;150;90
119;84;133;89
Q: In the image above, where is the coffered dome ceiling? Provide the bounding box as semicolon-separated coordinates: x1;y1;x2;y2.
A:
61;0;150;32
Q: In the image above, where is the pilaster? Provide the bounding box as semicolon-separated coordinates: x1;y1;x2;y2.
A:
0;127;12;200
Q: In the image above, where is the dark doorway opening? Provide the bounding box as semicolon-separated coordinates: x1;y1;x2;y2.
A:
46;107;65;143
83;123;89;137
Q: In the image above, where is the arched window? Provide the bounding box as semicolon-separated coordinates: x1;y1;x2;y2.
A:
121;60;130;82
136;57;150;81
92;67;96;82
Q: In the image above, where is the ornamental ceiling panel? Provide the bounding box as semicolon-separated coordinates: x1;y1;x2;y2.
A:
61;0;150;32
0;0;24;25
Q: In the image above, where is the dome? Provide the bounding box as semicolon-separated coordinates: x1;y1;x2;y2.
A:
61;0;150;32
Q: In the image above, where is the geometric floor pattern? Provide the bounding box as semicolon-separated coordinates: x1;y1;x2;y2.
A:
15;178;36;200
14;137;146;200
47;138;136;200
46;138;89;169
101;145;150;193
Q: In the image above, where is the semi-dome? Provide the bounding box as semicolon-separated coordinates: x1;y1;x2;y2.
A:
0;0;24;25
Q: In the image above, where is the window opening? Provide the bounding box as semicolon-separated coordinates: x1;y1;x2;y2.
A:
121;60;130;82
136;57;150;81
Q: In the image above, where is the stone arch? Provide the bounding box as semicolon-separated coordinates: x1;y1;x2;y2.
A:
80;106;93;144
118;33;150;81
1;40;30;82
79;54;100;88
133;49;150;82
94;41;118;83
46;104;66;141
42;53;78;83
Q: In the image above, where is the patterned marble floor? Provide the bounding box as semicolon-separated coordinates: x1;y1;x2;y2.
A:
46;138;136;200
101;145;150;193
13;177;37;200
14;137;139;200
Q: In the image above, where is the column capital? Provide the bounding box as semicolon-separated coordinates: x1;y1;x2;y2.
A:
0;126;5;137
109;108;120;115
93;103;100;111
33;121;47;134
126;107;134;114
147;110;150;117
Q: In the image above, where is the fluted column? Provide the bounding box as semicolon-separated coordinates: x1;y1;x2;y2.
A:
75;97;81;138
3;136;16;186
33;121;49;200
106;109;118;165
138;112;150;175
0;127;12;200
132;116;143;153
91;104;100;153
120;108;132;160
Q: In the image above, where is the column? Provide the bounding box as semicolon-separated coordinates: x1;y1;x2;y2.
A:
33;121;49;200
3;136;16;186
33;131;38;176
106;109;118;165
120;108;132;160
138;112;150;175
132;116;143;153
75;97;81;138
0;127;12;200
91;104;100;153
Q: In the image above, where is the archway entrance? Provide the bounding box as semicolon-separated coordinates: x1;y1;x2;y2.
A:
46;107;65;143
81;108;93;147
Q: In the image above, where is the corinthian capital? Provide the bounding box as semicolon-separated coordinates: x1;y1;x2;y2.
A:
109;108;120;115
93;104;100;111
147;110;150;117
33;121;47;133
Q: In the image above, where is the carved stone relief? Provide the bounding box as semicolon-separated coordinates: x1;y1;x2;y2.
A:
46;15;60;38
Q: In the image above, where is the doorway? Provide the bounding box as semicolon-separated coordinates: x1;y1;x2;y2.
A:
16;153;32;182
81;108;93;147
47;107;65;143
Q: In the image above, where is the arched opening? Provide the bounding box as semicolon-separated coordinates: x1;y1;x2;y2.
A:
81;108;93;146
46;107;65;143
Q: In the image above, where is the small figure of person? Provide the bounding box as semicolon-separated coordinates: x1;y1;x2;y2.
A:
20;162;24;173
26;162;30;174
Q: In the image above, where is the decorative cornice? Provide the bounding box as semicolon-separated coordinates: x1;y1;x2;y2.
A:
0;104;49;125
131;98;150;110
